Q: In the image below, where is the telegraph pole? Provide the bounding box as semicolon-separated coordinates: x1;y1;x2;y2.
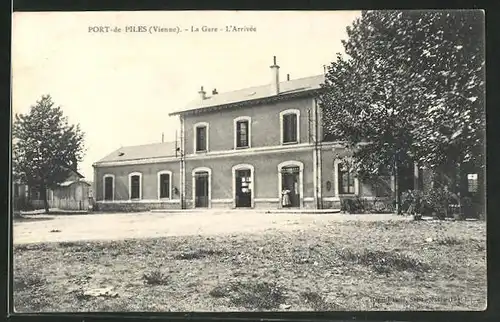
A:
314;98;322;209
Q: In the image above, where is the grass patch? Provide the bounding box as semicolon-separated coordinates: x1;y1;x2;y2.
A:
436;236;465;246
143;270;170;285
174;249;225;260
336;248;430;274
13;220;486;311
210;281;286;310
300;290;338;311
14;243;51;252
14;273;46;291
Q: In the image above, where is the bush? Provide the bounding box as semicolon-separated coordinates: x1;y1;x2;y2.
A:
340;196;365;214
402;187;463;219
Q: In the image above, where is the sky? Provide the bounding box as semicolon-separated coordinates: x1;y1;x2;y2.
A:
12;10;361;179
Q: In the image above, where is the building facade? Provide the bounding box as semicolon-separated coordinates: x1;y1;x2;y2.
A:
13;166;93;211
93;57;399;211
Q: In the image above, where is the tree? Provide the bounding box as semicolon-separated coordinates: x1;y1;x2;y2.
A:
13;95;85;213
320;10;485;213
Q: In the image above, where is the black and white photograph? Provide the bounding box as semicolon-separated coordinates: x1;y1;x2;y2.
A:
11;10;486;312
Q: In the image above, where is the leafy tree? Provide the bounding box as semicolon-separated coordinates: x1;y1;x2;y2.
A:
320;10;485;213
13;95;85;213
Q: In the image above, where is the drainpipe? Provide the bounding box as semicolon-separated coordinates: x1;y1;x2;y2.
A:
180;115;186;209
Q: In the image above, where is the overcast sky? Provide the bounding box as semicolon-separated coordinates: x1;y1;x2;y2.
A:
12;10;360;179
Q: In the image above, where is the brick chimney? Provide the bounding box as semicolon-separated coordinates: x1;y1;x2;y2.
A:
198;86;206;100
270;56;280;95
212;88;218;95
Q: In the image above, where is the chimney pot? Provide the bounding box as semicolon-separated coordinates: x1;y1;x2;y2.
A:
198;86;206;100
212;88;218;95
270;56;280;95
287;74;290;81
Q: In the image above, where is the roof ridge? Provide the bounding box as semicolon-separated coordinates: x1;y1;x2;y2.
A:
211;74;324;97
117;141;176;149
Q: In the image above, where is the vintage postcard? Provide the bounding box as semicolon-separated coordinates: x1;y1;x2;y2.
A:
11;10;486;312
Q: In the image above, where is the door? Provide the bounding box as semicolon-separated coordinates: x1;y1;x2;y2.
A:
235;169;252;208
194;172;209;208
282;166;300;207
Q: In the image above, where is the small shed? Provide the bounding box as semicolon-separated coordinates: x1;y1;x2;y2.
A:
50;179;92;210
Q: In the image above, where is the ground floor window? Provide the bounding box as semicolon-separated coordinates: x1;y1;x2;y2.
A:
338;162;355;194
467;173;478;193
129;172;142;200
103;175;114;201
158;171;171;199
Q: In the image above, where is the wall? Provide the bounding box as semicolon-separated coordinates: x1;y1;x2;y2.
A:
320;146;395;209
185;149;314;208
94;161;180;201
183;97;314;154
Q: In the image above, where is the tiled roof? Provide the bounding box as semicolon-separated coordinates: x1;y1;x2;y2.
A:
95;142;177;164
169;74;325;116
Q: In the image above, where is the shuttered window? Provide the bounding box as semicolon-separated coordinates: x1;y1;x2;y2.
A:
196;126;207;152
236;120;249;148
283;113;298;143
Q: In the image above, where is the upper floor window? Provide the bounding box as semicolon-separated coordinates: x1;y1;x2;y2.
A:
128;172;142;200
280;109;300;144
234;116;251;149
194;122;209;152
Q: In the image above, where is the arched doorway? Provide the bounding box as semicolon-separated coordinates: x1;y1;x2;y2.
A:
232;164;254;208
278;161;304;208
192;167;211;208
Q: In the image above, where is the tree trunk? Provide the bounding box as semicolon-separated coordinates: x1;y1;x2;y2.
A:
40;183;50;214
394;154;401;215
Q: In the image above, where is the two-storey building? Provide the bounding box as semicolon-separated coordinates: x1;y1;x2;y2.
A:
93;57;399;211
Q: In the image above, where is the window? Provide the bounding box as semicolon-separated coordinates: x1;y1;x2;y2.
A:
338;162;355;194
194;122;209;152
467;173;478;193
280;109;300;144
158;170;172;199
128;172;142;200
103;174;114;201
234;116;251;148
333;159;358;195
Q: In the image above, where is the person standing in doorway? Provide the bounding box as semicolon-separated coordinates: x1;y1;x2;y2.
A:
282;189;291;207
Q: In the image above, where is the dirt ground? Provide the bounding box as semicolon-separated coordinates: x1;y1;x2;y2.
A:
13;210;409;244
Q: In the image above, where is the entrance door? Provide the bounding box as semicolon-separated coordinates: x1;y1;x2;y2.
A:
194;172;209;208
282;166;300;207
235;169;251;208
